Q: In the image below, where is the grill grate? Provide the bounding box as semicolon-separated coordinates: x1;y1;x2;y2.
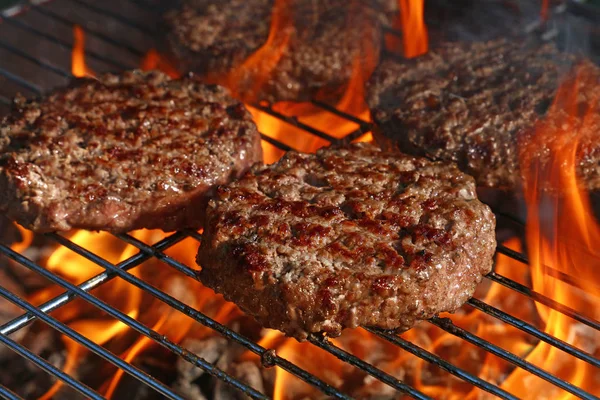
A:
0;1;599;399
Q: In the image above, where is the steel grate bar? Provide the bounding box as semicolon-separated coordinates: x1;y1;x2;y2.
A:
467;298;600;368
183;228;204;242
253;103;341;144
0;324;103;400
492;210;526;227
0;243;267;399
495;243;528;264
382;26;402;37
0;66;43;94
0;232;186;336
487;271;600;331
495;243;600;292
67;0;155;36
340;126;372;143
1;17;134;70
429;317;599;400
310;99;372;128
0;40;72;78
127;0;163;15
0;384;24;400
0;281;183;400
114;232;198;279
364;326;518;400
29;6;146;57
307;334;431;399
260;133;295;152
50;231;353;400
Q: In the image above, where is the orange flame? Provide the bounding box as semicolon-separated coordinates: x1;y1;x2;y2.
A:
71;25;95;78
38;230;145;400
541;0;549;21
389;0;428;58
9;223;32;253
246;13;377;162
222;0;292;103
247;48;374;164
510;62;600;397
140;49;181;78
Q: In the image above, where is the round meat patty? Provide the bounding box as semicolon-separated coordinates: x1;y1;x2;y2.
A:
367;39;582;190
163;0;394;103
197;143;496;340
0;70;263;233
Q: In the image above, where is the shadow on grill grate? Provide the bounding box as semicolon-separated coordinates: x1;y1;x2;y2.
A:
0;1;599;399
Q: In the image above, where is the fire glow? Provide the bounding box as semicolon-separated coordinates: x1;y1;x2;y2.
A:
541;0;550;21
514;63;600;396
6;10;598;397
388;0;429;58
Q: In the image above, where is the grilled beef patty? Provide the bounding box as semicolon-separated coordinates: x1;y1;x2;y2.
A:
367;39;580;190
0;70;263;233
163;0;393;103
197;143;496;340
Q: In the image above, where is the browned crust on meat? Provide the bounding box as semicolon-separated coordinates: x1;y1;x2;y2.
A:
0;70;263;233
163;0;392;103
197;143;496;340
367;39;581;190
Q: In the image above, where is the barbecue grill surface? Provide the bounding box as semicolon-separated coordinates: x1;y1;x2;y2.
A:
0;1;598;399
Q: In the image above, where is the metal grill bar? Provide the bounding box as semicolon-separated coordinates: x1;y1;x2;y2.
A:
48;232;354;399
487;271;600;331
310;99;372;128
307;334;432;400
0;322;103;400
0;66;43;94
496;242;600;292
67;0;155;35
429;317;599;400
0;384;24;400
0;1;599;399
128;0;163;15
0;40;71;78
0;232;187;336
0;16;133;70
0;244;266;400
467;298;600;368
29;6;146;57
253;103;342;144
364;326;518;400
260;133;295;152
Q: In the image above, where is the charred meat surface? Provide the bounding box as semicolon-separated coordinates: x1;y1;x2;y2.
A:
197;143;496;340
0;70;263;233
367;39;580;190
163;0;393;103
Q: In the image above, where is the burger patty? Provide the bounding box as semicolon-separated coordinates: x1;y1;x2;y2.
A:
163;0;393;103
197;143;496;340
367;39;581;190
0;70;263;233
